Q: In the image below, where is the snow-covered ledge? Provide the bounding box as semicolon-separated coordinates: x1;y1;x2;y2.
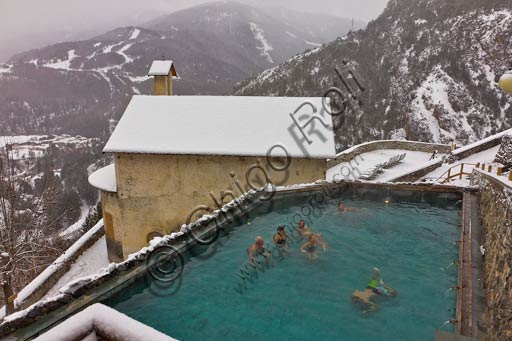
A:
33;304;176;341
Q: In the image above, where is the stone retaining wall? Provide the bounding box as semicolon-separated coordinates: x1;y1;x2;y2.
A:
16;222;105;312
389;160;444;183
471;171;512;341
448;130;511;163
327;140;451;168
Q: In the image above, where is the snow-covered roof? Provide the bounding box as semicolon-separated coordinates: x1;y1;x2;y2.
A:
148;60;176;76
103;96;336;159
33;304;177;341
88;164;117;192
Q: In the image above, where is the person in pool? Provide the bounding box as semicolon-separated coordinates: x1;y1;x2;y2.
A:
367;267;397;297
351;268;397;313
273;225;290;249
247;236;270;262
338;201;355;213
300;233;327;261
296;220;312;238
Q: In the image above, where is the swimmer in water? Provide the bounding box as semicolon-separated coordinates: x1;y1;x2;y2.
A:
297;220;312;238
273;225;290;250
352;268;397;313
300;233;327;261
247;236;270;262
338;201;355;213
367;267;397;297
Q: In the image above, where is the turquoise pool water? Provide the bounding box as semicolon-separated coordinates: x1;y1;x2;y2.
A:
104;189;461;341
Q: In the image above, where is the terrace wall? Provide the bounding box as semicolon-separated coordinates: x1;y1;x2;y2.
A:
15;222;105;312
471;171;512;341
448;129;511;163
327;140;450;168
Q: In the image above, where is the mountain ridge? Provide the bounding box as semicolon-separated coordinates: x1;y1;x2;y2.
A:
0;1;360;138
232;0;512;150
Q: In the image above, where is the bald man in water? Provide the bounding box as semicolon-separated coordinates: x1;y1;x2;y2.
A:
247;236;270;261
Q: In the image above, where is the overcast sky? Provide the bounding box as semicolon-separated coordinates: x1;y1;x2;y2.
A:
0;0;389;61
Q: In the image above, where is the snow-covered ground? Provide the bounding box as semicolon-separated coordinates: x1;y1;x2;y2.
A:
43;236;109;299
421;145;502;186
326;149;443;182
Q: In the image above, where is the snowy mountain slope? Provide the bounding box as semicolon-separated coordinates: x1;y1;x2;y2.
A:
0;1;358;138
232;0;512;150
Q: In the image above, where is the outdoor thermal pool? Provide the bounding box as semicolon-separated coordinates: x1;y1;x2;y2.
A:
104;188;461;341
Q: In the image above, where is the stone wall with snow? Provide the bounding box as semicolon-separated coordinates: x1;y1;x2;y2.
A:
494;132;512;169
471;171;512;340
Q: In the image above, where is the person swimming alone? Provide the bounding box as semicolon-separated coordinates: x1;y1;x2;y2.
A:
352;267;397;313
300;233;327;261
367;267;397;297
273;225;290;248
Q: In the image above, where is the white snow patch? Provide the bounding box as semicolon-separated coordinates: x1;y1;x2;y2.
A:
0;64;12;74
117;43;133;64
390;128;407;140
127;75;148;83
250;22;274;63
286;31;297;38
129;28;140;40
43;236;109;299
305;40;322;47
102;42;123;54
43;50;77;70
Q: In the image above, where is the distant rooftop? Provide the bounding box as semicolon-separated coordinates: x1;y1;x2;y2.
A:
147;60;177;77
103;96;336;159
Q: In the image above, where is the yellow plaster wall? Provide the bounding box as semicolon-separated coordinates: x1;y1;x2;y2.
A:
101;153;326;260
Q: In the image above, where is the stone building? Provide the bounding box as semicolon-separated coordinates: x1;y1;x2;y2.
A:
89;62;336;262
